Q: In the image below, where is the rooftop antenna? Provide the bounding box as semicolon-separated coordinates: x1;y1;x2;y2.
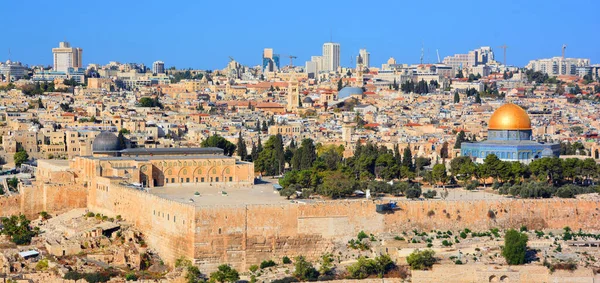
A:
8;48;11;60
420;43;424;65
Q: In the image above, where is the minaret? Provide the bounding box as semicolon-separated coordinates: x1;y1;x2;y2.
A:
287;72;299;112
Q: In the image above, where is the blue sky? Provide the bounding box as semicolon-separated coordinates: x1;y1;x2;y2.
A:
2;0;599;69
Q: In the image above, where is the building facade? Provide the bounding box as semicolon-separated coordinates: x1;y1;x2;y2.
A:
322;42;340;72
526;57;590;77
152;61;165;74
52;42;83;72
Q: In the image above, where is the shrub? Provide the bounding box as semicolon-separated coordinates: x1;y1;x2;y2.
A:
460;231;468;239
357;231;368;241
260;260;276;269
125;273;138;281
293;256;319;281
442;240;452;247
282;256;292;264
406;187;422;199
520;226;528;232
175;256;192;268
249;264;259;273
465;180;479;190
487;210;496;219
427;210;435;217
36;258;49;270
423;190;437;199
502;229;528;265
346;254;395;279
209;264;239;283
406;249;436;270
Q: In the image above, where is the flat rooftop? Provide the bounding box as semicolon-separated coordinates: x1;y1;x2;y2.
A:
148;181;293;207
147;179;507;207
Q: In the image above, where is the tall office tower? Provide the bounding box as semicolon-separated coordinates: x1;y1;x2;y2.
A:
358;48;370;68
153;61;165;74
322;42;340;72
262;48;280;72
52;42;83;72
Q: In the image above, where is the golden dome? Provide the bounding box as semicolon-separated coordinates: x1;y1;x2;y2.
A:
488;103;531;130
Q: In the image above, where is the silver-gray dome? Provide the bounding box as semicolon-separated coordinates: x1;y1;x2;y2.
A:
92;132;121;152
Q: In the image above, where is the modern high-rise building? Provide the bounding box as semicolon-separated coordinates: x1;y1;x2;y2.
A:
322;42;340;72
152;61;165;74
262;48;280;72
358;49;370;68
52;42;83;72
526;57;590;77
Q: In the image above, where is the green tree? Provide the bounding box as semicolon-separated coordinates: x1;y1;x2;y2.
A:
280;184;299;199
185;265;204;283
201;134;237;156
0;214;38;245
502;229;528;265
14;149;29;167
337;78;343;91
138;97;155;107
454;91;460;103
402;146;413;170
475;92;482;103
318;171;355;198
432;164;449;188
290;139;317;171
255;134;284;175
406;249;436;270
454;130;466;149
209;264;239;283
236;132;248;161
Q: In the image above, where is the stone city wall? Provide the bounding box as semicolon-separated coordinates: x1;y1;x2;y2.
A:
86;177;197;266
0;183;87;218
192;199;600;270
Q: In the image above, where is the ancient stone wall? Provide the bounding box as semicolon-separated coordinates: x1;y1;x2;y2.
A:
86;178;196;266
0;194;21;217
0;183;87;218
192;199;600;270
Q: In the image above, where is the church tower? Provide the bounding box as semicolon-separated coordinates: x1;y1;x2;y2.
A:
287;72;300;112
355;55;364;87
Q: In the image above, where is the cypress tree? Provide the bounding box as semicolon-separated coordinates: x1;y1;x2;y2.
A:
236;132;247;161
402;146;413;170
454;91;460;103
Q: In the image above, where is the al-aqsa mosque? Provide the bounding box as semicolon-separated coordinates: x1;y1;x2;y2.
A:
461;103;560;164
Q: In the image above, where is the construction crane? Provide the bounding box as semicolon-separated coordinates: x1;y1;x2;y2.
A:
562;44;567;59
498;45;508;66
436;49;441;63
228;56;235;62
288;55;297;67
